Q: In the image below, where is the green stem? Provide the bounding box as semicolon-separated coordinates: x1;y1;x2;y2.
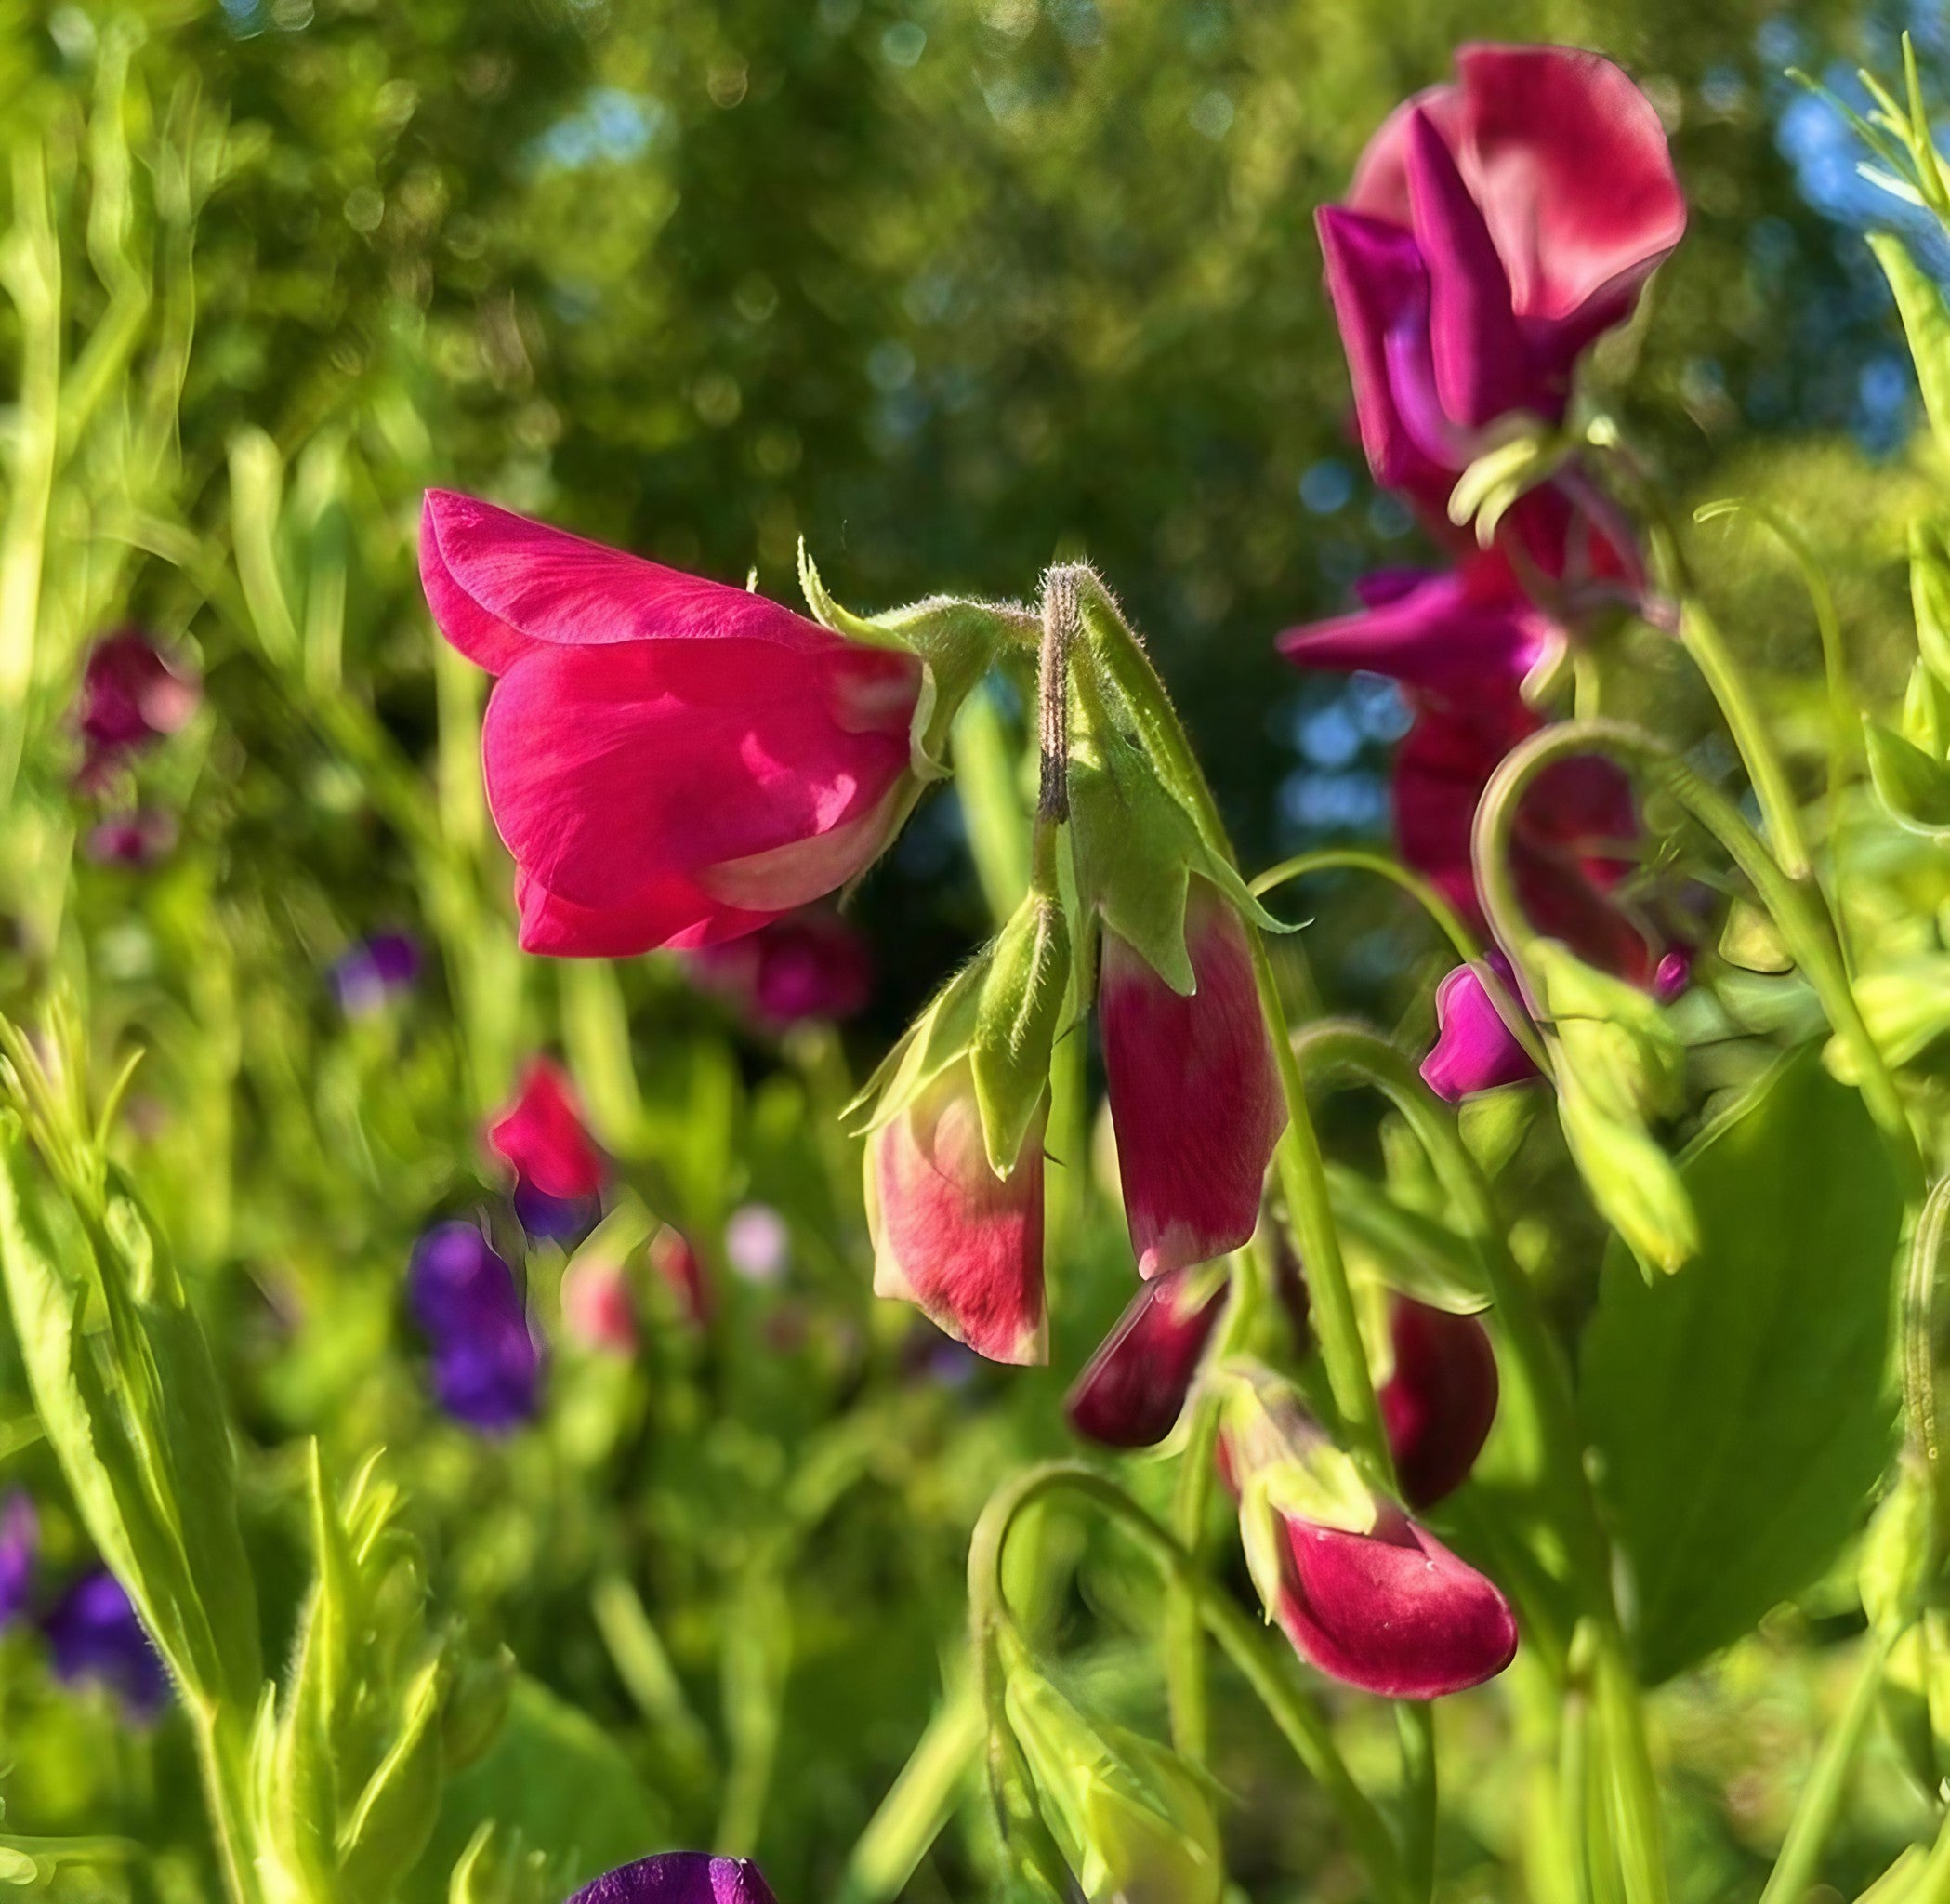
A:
1757;1630;1895;1904
1594;1633;1669;1904
1396;1702;1437;1903
191;1704;266;1904
1252;848;1549;1075
1905;1179;1950;1533
1472;718;1919;1190
969;1461;1405;1902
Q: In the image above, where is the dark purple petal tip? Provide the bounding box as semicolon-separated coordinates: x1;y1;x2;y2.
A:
568;1854;780;1904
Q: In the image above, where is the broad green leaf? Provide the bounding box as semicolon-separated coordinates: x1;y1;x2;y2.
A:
1864;716;1950;837
1582;1049;1903;1682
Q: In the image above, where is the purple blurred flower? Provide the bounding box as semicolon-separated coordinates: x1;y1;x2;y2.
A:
43;1570;170;1719
0;1492;36;1626
330;932;421;1016
409;1222;542;1433
85;810;177;868
685;907;874;1028
569;1854;778;1904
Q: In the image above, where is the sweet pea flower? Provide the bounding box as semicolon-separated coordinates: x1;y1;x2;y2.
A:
420;490;929;957
866;1056;1046;1366
1099;879;1286;1279
74;628;199;788
1379;1298;1501;1508
0;1492;36;1626
1320;44;1684;516
408;1222;542;1432
84;809;177;868
651;1223;713;1326
1223;1368;1517;1699
560;1254;638;1355
330;932;421;1016
570;1855;778;1904
725;1203;790;1286
487;1058;605;1242
1065;1265;1227;1449
1421;953;1539;1102
687;908;874;1027
43;1570;171;1719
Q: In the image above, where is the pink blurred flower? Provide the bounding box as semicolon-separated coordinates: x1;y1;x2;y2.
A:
725;1203;790;1285
651;1224;712;1326
1420;953;1538;1102
1100;879;1286;1279
84;810;177;868
1065;1265;1227;1449
74;628;199;788
866;1057;1046;1366
419;490;924;957
687;908;873;1027
1321;44;1683;520
1379;1298;1500;1508
487;1058;606;1241
561;1255;638;1355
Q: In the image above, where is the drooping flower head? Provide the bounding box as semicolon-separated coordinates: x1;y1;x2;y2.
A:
1320;44;1684;520
1378;1298;1500;1508
408;1222;542;1433
1098;878;1286;1279
687;908;874;1028
330;932;421;1016
74;628;200;788
419;491;963;957
569;1855;778;1904
0;1492;37;1627
1066;1265;1228;1449
487;1057;606;1242
1220;1364;1517;1699
866;1055;1046;1366
43;1570;171;1719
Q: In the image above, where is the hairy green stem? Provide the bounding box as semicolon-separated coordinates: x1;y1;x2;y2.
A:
1396;1703;1437;1903
1757;1630;1894;1904
968;1461;1405;1901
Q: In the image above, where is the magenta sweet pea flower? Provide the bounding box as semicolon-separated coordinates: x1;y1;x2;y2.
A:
1380;1298;1500;1508
1323;44;1683;510
866;1057;1046;1365
1421;954;1539;1102
408;1222;542;1432
74;628;199;789
569;1855;777;1904
84;810;177;868
43;1570;171;1719
1100;879;1286;1280
687;907;874;1027
420;490;925;957
1065;1265;1227;1449
0;1492;36;1627
487;1058;606;1241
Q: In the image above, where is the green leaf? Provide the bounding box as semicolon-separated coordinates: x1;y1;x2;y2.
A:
971;895;1070;1174
1909;523;1950;689
1825;956;1950;1080
1871;233;1950;460
1582;1049;1903;1682
1865;716;1950;836
1324;1164;1490;1315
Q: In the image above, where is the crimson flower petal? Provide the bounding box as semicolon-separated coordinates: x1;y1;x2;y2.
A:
1100;881;1285;1280
1066;1266;1227;1449
487;1058;606;1200
1380;1298;1500;1507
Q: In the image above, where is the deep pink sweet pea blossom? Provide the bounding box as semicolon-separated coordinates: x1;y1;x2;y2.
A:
1323;45;1683;511
1380;1298;1500;1508
1065;1266;1227;1449
570;1855;777;1904
1100;879;1286;1279
651;1224;713;1327
420;490;924;957
74;628;199;789
561;1255;638;1355
687;908;873;1027
866;1057;1045;1365
487;1058;606;1240
1421;953;1539;1101
84;810;177;869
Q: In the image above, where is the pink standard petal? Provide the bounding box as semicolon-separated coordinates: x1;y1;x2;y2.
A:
487;1058;606;1199
1100;881;1286;1279
1065;1265;1227;1449
1380;1298;1501;1508
867;1060;1046;1366
1276;1506;1518;1699
1421;959;1538;1102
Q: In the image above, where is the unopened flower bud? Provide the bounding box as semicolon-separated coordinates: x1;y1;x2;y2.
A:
1379;1298;1498;1508
1065;1265;1227;1449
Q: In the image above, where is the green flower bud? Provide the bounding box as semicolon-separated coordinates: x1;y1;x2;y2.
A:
971;893;1072;1176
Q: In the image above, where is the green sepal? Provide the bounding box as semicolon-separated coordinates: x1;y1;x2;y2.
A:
798;540;1027;782
1904;655;1950;756
1530;938;1685;1122
336;1654;449;1896
1862;1462;1939;1643
1825;955;1950;1081
841;952;990;1138
971;894;1071;1176
1866;715;1950;838
1871;232;1950;463
1558;1074;1697;1276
